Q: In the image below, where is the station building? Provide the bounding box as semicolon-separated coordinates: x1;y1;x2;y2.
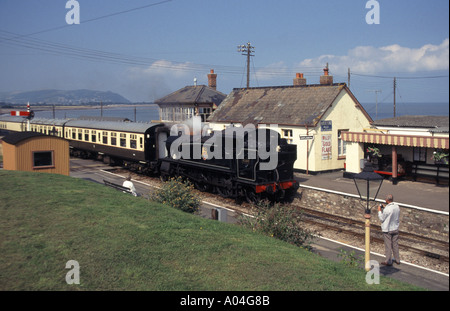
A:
155;69;226;123
208;68;374;174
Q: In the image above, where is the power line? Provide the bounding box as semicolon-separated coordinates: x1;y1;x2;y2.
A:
1;29;323;79
0;0;174;43
351;72;448;79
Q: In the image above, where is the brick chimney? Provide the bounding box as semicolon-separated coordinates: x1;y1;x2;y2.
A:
207;69;217;90
320;64;333;85
293;73;307;86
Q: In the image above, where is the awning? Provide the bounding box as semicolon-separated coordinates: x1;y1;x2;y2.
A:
342;132;449;149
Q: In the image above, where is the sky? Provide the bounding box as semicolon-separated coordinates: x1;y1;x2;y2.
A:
0;0;448;115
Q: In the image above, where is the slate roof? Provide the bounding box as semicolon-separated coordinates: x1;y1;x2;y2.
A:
155;85;226;106
208;83;370;126
373;115;449;131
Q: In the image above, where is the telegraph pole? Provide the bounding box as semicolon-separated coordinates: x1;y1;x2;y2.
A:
348;68;351;89
393;77;397;118
237;42;255;89
367;89;382;120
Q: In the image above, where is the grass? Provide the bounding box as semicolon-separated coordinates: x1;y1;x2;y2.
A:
0;170;422;291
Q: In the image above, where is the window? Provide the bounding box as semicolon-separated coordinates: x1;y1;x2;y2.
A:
33;151;54;168
111;132;117;145
130;134;137;149
91;130;97;142
102;131;108;144
199;107;212;122
413;147;426;162
120;133;127;147
281;129;293;144
84;130;89;141
78;129;82;140
338;130;348;157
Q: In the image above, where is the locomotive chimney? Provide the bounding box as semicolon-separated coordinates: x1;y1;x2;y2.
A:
320;63;333;85
208;69;217;90
293;73;307;86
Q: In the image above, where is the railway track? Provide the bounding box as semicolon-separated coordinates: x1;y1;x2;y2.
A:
294;206;449;263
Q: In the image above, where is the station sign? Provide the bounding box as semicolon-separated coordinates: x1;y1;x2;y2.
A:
299;135;314;141
320;120;332;132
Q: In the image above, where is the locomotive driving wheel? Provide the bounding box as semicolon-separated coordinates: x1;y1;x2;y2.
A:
194;173;211;192
215;178;233;198
245;187;260;204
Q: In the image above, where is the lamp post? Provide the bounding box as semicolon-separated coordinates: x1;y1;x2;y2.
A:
353;162;384;271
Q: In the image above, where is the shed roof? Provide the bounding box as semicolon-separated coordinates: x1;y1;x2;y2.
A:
207;83;371;126
2;131;60;145
155;85;226;106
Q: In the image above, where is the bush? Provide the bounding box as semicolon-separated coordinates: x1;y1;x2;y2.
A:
238;201;316;249
151;177;201;213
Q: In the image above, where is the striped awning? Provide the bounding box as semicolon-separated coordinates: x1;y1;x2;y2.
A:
342;132;449;149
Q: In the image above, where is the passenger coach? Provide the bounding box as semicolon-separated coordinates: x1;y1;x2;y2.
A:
64;119;167;172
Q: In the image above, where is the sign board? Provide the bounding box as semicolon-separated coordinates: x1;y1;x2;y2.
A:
299;135;314;141
320;120;332;132
321;134;332;160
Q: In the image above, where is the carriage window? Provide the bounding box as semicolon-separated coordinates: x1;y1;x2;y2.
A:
91;130;97;142
84;130;89;141
78;129;82;140
102;131;108;144
140;136;143;149
130;134;137;149
111;132;117;145
120;133;127;147
72;129;76;139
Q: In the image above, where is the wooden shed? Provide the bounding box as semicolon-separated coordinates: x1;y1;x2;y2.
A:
1;132;70;176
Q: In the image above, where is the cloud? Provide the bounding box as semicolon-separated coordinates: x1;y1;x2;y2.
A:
124;60;200;101
298;38;449;74
138;60;199;77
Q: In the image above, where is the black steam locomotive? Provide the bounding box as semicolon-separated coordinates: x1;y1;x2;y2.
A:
161;126;299;202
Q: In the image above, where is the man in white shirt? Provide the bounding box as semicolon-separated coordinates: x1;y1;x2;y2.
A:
378;194;400;266
123;175;138;197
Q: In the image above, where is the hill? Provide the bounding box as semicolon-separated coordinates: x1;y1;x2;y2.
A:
0;170;420;292
0;89;130;105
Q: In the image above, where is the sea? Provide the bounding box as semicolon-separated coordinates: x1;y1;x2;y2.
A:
16;102;450;123
33;105;160;123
